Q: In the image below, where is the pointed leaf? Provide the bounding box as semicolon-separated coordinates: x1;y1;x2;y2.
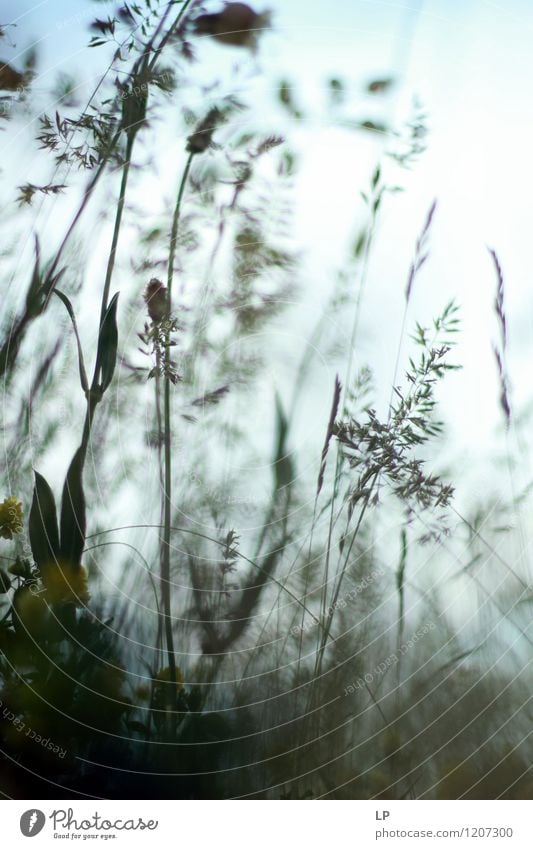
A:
24;236;41;315
54;289;89;393
273;393;294;491
97;292;119;393
60;447;86;567
29;471;60;569
316;375;341;498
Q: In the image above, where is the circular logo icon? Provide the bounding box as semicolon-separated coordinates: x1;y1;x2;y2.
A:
20;810;46;837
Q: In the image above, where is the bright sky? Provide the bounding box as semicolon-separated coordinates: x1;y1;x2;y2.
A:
3;0;533;513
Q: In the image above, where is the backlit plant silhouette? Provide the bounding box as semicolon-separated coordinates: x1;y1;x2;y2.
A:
0;2;531;801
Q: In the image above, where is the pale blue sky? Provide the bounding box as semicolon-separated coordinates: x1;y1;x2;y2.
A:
3;0;533;503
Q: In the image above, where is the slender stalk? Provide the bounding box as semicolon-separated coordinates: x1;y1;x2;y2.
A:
4;6;191;384
147;0;197;73
80;134;135;460
99;134;135;324
297;200;380;753
45;1;186;311
160;152;193;729
167;154;193;302
154;354;165;660
45;137;120;290
316;198;379;640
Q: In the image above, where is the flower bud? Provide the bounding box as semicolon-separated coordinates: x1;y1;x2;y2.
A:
144;278;169;323
186;107;220;154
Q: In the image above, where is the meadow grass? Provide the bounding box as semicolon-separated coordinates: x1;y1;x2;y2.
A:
0;2;531;800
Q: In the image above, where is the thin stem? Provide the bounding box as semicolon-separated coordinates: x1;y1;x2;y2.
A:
45;136;120;289
160;151;194;729
311;213;377;676
46;2;184;309
79;133;135;461
147;0;197;73
314;471;378;676
155;354;165;660
167;153;194;301
5;7;189;382
299;207;378;747
99;134;135;326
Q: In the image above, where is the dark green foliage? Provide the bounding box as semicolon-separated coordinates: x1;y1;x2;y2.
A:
98;292;120;394
54;290;89;393
59;448;86;568
29;472;60;569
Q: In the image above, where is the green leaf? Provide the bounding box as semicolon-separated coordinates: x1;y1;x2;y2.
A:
8;557;31;579
29;471;60;569
97;292;120;393
60;447;86;567
273;393;294;491
24;236;41;314
0;568;11;593
353;230;366;258
55;289;89;393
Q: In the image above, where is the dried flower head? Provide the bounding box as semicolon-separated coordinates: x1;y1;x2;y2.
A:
0;61;24;91
144;278;169;323
0;496;23;539
193;3;270;49
186;107;221;154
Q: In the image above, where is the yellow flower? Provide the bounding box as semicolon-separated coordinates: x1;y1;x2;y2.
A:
154;666;184;688
0;496;23;539
134;684;151;701
12;585;51;637
43;561;90;606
